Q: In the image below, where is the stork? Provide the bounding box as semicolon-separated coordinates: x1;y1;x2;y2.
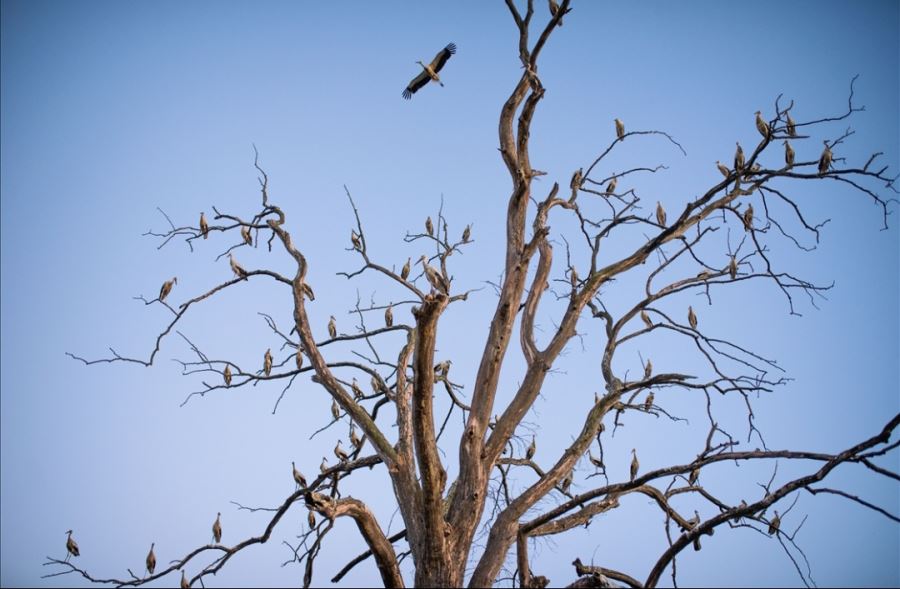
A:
434;359;452;377
656;201;667;226
641;310;653;329
65;530;80;561
334;440;349;462
644;391;654;411
615;118;625;139
462;224;471;243
200;212;208;239
570;267;579;289
159;277;177;302
181;570;190;589
605;176;617;195
292;461;307;490
320;456;329;475
328;315;337;339
295;349;304;370
302;282;315;301
588;450;604;469
729;256;738;280
351;230;362;250
560;470;573;493
644;358;653;380
241;225;252;246
743;203;754;232
570;168;583;192
263;348;273;377
548;0;564;26
228;253;247;279
716;161;730;178
308;510;316;529
630;448;640;482
418;255;449;293
331;399;340;421
768;511;781;535
688;306;698;330
385;304;393;327
783;140;795;168
212;512;222;544
526;435;536;460
755;110;769;139
734;142;745;171
223;365;232;386
818;141;832;174
403;43;456;99
351;377;364;400
350;424;362;450
146;542;156;576
786;113;797;137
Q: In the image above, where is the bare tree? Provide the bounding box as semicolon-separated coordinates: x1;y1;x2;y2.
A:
45;2;898;587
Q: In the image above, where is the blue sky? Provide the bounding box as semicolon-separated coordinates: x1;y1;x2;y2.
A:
1;1;897;587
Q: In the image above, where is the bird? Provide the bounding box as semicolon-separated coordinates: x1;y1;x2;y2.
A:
331;399;340;421
818;141;832;174
146;542;156;576
560;470;573;493
385;304;394;327
200;212;209;239
212;512;222;544
644;359;653;379
588;450;604;469
301;282;315;301
570;267;579;290
334;440;349;462
686;510;700;529
434;360;452;377
425;216;434;236
370;374;380;394
548;0;563;26
641;310;653;329
159;277;177;302
526;435;536;460
768;511;781;535
228;253;247;279
351;230;362;250
734;142;745;171
65;530;80;561
734;499;748;523
400;257;411;281
570;168;583;192
328;315;337;339
292;461;307;490
688;468;699;485
716;160;730;178
783;140;795;168
643;391;654;410
755;110;769;139
295;349;304;370
403;43;456;100
615;118;625;140
688;306;698;330
462;224;471;243
419;255;449;293
308;510;316;529
263;348;273;377
351;378;364;400
181;570;190;589
605;176;617;195
350;424;362;450
630;448;640;482
729;256;738;280
241;225;252;246
786;113;797;137
223;365;232;386
320;456;329;474
656;201;667;226
743;203;754;232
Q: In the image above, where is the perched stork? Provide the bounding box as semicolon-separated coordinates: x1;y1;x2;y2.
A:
526;435;536;460
716;161;730;178
334;440;349;462
743;203;754;232
301;282;315;301
641;310;653;329
689;468;699;485
688;306;698;330
786;113;797;137
588;450;604;469
729;256;738;280
644;358;653;380
181;570;190;589
548;0;564;26
223;364;232;386
331;399;340;421
768;511;781;535
146;542;156;576
385;304;393;327
435;359;452;377
425;216;434;236
630;448;640;482
755;110;769;139
818;141;832;174
783;140;795;168
643;391;654;411
615;118;625;140
462;224;471;243
65;530;80;561
295;349;304;370
560;470;573;493
656;201;667;226
734;142;745;171
228;253;247;279
350;424;362;450
200;212;209;239
570;267;579;289
212;512;222;544
419;255;449;293
351;230;362;251
400;257;411;281
241;225;252;246
734;499;748;523
263;348;273;377
402;43;457;100
605;176;617;195
351;377;364;400
320;456;329;475
159;277;177;302
328;315;337;339
292;461;307;490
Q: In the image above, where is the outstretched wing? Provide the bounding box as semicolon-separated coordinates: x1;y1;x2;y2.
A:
402;70;432;100
429;42;456;73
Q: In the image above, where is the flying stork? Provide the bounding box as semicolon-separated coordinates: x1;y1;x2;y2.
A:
402;43;457;100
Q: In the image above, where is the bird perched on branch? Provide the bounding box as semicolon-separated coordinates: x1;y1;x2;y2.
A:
548;0;564;26
716;161;730;178
308;510;316;529
425;216;434;236
755;110;769;139
729;256;738;280
351;230;362;250
743;203;754;232
688;306;698;330
263;348;273;377
644;359;653;380
656;201;667;226
212;512;222;544
818;141;832;174
462;224;471;243
605;176;617;195
301;282;315;301
734;142;745;172
643;391;654;410
181;570;190;589
158;277;177;302
350;424;362;450
228;253;247;279
334;440;349;462
328;315;337;339
292;461;307;490
320;456;329;475
435;360;452;377
385;304;394;327
641;310;653;328
241;225;253;246
199;212;208;239
401;257;411;281
223;364;232;386
331;399;340;421
419;255;449;293
615;118;625;139
65;530;79;561
630;448;640;482
783;140;795;168
588;450;604;469
146;542;156;575
526;435;536;460
768;511;781;535
295;349;304;370
560;470;573;493
351;378;364;400
786;113;797;137
402;43;456;100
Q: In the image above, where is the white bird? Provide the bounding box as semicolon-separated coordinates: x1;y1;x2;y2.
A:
786;113;797;137
295;349;304;370
331;399;340;421
263;348;273;377
570;168;583;193
588;450;604;469
292;461;307;490
716;160;730;178
334;440;349;462
158;277;177;302
301;282;315;301
688;306;698;330
434;360;452;377
656;201;667;226
228;253;247;279
402;43;457;100
818;141;832;174
734;142;745;171
351;378;364;400
401;257;411;281
212;512;222;544
630;448;640;482
643;391;654;410
65;530;80;561
241;225;253;245
146;542;156;575
328;315;337;339
783;140;795;168
320;456;329;475
199;212;209;239
615;118;625;139
181;570;190;589
641;310;653;328
743;203;754;232
223;365;232;386
729;256;738;280
385;304;394;327
644;358;653;379
425;216;434;236
419;255;449;293
755;110;769;139
350;424;362;450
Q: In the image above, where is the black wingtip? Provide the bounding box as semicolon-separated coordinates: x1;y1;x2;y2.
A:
402;89;412;100
446;43;457;55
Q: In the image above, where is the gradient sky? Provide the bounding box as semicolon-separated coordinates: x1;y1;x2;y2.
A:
1;1;898;587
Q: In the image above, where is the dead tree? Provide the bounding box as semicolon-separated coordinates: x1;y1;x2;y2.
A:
47;1;898;587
